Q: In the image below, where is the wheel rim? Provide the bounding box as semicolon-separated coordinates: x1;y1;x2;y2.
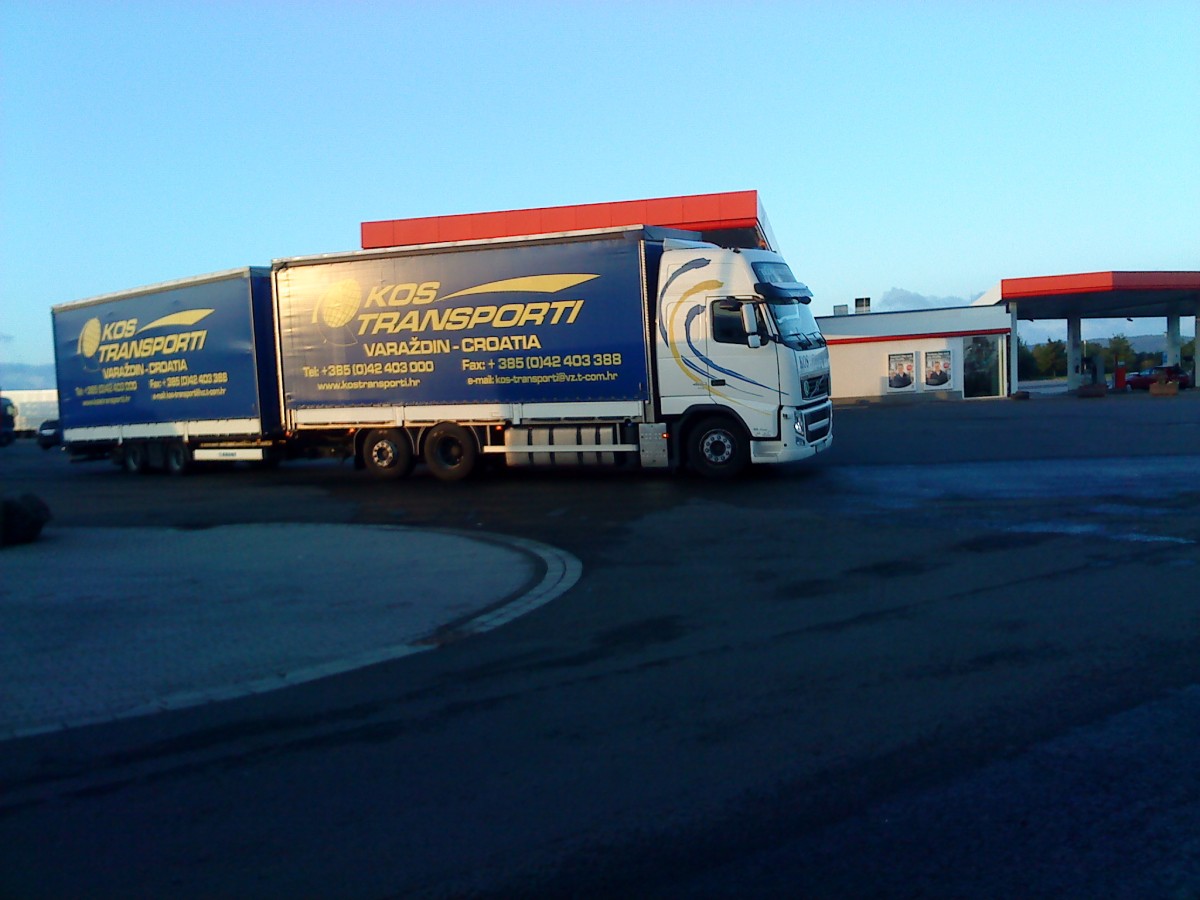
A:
167;443;189;473
434;438;464;468
423;425;476;481
364;430;413;479
701;430;733;464
371;441;397;468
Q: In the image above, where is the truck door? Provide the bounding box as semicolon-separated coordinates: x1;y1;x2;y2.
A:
703;298;781;438
656;264;719;407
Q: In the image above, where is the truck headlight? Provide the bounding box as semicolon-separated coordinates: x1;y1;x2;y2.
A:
794;418;805;437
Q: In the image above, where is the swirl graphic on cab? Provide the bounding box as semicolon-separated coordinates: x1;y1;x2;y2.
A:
312;279;363;346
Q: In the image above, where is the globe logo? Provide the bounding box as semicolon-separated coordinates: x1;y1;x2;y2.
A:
78;318;102;358
311;279;362;346
316;280;362;328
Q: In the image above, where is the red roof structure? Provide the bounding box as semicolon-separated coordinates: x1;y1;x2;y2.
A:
993;271;1200;319
361;190;777;251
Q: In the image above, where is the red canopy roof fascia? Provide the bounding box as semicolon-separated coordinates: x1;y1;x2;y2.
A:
1001;271;1200;300
361;190;763;250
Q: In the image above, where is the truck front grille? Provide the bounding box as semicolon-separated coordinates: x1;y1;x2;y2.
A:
802;405;831;442
802;373;830;401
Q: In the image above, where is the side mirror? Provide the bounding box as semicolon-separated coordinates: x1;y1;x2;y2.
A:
741;304;761;347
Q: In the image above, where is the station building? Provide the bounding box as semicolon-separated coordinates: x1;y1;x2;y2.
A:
817;304;1013;401
820;272;1200;402
361;191;1200;402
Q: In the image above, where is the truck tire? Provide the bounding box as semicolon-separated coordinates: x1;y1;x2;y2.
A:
688;416;749;479
362;429;413;480
165;441;191;476
123;442;148;474
423;423;478;482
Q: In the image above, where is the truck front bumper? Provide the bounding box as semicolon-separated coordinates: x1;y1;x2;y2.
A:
749;402;834;465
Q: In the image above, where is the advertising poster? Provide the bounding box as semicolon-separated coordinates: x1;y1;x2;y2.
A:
887;352;915;391
924;349;952;388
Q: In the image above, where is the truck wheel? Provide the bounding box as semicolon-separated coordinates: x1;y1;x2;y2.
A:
689;417;749;479
423;423;477;482
123;442;148;474
165;441;191;476
362;429;413;480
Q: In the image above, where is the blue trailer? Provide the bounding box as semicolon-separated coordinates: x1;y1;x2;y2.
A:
52;268;281;473
274;233;654;409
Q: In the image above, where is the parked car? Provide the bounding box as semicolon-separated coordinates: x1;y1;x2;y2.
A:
1126;365;1192;390
36;419;62;450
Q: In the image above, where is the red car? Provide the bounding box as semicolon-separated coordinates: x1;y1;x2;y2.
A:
1126;365;1192;390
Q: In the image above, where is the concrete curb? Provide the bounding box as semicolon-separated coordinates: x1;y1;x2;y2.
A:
1;525;582;742
417;530;584;646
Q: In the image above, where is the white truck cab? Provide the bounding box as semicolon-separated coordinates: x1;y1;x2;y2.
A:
656;244;833;472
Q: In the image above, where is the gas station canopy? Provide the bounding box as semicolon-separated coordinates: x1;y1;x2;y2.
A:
986;271;1200;320
976;271;1200;391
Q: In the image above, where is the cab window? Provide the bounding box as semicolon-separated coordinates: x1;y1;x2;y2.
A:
711;301;748;345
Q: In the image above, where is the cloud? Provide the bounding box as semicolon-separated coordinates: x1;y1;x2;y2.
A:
872;288;985;312
0;362;57;389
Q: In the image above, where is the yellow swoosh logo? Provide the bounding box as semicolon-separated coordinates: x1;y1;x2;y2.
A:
138;309;215;332
438;274;599;301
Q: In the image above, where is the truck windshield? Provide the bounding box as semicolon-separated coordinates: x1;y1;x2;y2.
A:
768;300;825;350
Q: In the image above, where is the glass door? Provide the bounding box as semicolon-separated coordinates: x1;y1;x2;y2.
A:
964;335;1001;398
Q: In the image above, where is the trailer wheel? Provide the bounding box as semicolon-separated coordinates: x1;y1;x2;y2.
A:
165;441;191;476
123;442;148;474
362;429;413;480
423;423;478;482
688;416;749;479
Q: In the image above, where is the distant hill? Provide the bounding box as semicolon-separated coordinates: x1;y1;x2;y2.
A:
1119;334;1169;355
1083;335;1176;354
1025;334;1184;354
0;363;56;390
1017;319;1194;349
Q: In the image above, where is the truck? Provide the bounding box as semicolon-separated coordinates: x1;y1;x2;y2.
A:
52;225;832;479
0;395;15;446
0;389;60;437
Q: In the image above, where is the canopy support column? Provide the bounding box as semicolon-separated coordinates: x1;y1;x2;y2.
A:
1008;302;1019;394
1194;315;1199;384
1067;316;1083;390
1166;315;1182;366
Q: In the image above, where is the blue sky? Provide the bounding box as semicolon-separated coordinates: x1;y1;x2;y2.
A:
2;0;1197;369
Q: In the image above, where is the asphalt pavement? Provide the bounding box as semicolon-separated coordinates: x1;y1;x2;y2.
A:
1;392;1198;898
0;522;581;740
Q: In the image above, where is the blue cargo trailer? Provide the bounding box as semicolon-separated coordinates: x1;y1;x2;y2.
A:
52;268;281;473
274;233;654;409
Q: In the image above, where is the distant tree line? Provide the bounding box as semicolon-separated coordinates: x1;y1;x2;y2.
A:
1018;336;1196;380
